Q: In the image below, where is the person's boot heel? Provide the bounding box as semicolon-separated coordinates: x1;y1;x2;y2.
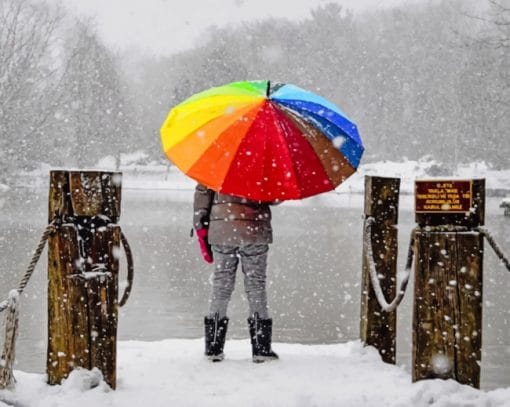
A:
248;313;278;363
204;313;229;362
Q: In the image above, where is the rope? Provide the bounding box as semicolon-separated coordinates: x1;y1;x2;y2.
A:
119;231;134;307
477;226;510;272
0;223;54;314
363;217;413;312
0;223;53;390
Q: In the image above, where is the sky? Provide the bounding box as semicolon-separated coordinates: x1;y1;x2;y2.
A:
50;0;423;56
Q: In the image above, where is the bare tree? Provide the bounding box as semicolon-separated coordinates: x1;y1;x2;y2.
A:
0;0;67;181
59;20;138;169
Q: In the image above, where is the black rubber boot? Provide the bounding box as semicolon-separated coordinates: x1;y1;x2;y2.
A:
248;313;279;363
204;313;229;362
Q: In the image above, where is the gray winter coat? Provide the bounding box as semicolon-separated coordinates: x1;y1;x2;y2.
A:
193;184;273;245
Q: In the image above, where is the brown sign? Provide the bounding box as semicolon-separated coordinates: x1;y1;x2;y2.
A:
415;180;473;213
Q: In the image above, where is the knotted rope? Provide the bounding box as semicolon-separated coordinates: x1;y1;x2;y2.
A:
0;223;54;389
0;222;55;313
363;217;413;312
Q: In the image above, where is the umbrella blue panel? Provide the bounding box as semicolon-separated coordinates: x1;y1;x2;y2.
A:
273;99;362;146
271;84;350;119
279;104;364;168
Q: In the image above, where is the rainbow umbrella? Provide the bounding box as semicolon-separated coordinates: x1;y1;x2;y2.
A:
160;80;363;201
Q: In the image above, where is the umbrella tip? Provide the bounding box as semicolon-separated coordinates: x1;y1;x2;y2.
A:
266;80;270;97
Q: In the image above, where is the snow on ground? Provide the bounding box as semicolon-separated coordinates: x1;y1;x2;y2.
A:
1;339;509;407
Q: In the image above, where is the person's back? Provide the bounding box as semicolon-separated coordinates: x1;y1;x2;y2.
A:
195;185;273;246
193;183;279;363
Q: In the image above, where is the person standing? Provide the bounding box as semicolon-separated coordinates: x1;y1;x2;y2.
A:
193;183;279;363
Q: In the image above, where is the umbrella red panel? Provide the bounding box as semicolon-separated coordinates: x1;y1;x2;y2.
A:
221;101;333;200
220;101;299;200
276;105;356;187
270;105;333;198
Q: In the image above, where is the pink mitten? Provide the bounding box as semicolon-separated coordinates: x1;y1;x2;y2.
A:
196;228;213;263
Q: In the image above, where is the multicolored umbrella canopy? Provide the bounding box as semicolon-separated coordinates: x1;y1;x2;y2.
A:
160;80;363;201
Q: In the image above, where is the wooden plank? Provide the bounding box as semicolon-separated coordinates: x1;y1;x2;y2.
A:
47;171;122;389
47;225;89;385
48;171;71;222
49;170;121;222
360;176;400;364
69;172;104;217
0;294;19;389
454;234;483;388
412;231;483;388
87;226;120;389
364;176;400;225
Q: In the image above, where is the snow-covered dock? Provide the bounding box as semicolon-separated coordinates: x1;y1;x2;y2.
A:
1;339;509;407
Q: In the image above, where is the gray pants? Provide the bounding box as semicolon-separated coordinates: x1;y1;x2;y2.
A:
208;244;269;319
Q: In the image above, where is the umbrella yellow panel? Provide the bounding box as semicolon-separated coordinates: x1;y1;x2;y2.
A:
167;102;263;173
161;94;263;151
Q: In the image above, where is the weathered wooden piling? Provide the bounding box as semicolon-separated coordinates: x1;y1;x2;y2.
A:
0;292;19;389
360;176;400;364
412;179;485;388
47;170;122;389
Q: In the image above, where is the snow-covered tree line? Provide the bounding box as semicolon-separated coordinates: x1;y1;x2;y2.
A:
1;0;508;185
0;0;140;184
134;0;509;169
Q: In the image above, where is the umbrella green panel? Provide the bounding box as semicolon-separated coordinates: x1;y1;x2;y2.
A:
180;80;268;106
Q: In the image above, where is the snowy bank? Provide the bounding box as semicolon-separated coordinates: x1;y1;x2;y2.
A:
14;159;510;196
1;339;509;407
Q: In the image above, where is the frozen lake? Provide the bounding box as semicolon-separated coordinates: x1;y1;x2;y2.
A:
0;187;509;390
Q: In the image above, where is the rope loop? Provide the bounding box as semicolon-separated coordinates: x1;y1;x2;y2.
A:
477;226;510;272
364;217;413;312
119;231;134;307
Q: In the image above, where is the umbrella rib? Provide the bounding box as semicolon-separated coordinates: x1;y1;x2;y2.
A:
268;104;306;200
275;104;336;187
273;99;362;147
217;104;265;193
274;101;364;169
275;104;358;190
164;101;261;159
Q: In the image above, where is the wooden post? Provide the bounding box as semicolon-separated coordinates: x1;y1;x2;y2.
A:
0;292;19;389
47;170;122;389
412;179;485;388
360;175;400;364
